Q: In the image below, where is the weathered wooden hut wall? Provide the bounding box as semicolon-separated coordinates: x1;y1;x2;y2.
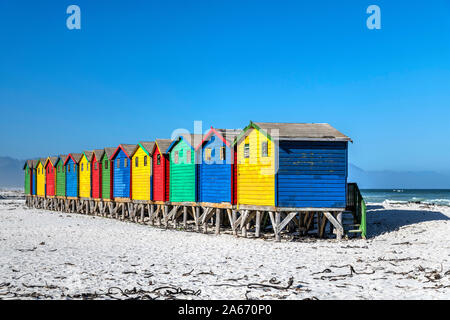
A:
237;128;275;206
169;139;196;202
65;157;79;198
56;157;66;197
113;148;131;199
36;160;46;197
277;141;348;208
79;154;91;198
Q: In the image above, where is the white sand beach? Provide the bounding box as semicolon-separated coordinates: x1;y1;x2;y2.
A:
0;190;449;300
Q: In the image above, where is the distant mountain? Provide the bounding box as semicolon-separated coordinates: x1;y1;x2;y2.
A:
0;157;24;188
348;163;450;189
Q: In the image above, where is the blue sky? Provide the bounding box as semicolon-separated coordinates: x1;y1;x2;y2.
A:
1;0;449;173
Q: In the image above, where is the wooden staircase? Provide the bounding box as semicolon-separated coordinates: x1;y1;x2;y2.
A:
344;183;367;239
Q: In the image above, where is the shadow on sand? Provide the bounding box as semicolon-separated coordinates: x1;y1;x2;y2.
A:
366;204;450;238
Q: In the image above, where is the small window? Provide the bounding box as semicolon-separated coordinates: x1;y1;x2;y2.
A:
81;163;84;172
144;156;147;166
157;154;161;165
124;158;128;168
244;143;250;159
135;157;139;168
73;164;76;171
68;165;70;173
174;151;178;164
186;150;191;164
261;141;268;157
105;161;108;170
94;163;98;170
87;163;89;171
220;147;226;161
205;148;212;161
116;158;120;168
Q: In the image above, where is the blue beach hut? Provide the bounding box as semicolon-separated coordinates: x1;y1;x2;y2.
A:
110;144;136;199
64;153;82;198
195;128;241;204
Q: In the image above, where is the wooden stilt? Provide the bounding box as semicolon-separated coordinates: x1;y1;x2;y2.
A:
255;211;261;238
215;208;220;235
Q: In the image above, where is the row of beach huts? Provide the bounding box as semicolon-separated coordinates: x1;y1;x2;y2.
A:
23;121;366;240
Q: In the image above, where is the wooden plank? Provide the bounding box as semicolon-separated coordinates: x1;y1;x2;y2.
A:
215;208;221;235
255;211;261;238
278;212;298;233
323;211;344;237
275;212;281;242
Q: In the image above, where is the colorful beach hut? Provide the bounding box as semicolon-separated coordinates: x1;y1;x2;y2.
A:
45;157;58;197
195;128;242;204
91;149;104;199
130;142;154;201
111;144;136;200
56;155;67;197
101;148;115;200
64;153;82;198
36;158;46;197
23;160;33;195
167;134;203;203
79;151;93;198
233;121;351;208
31;160;38;195
151;139;172;202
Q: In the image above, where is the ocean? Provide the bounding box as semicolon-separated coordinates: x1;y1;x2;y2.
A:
360;189;450;206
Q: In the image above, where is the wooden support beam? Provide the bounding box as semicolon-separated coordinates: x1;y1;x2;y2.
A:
323;211;344;240
255;211;261;238
183;206;187;228
215;208;221;235
275;212;281;242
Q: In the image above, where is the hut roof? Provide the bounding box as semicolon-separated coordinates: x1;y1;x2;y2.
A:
64;153;83;165
23;160;33;169
234;121;352;145
93;149;105;161
195;128;242;150
103;147;116;160
154;139;173;154
83;150;94;161
45;156;59;167
134;141;155;157
31;159;39;168
110;144;137;159
167;134;203;153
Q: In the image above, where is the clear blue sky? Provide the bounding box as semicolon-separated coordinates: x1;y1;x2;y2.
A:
1;1;449;173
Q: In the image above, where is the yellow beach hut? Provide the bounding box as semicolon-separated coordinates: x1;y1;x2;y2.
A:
36;158;47;197
79;151;93;198
130;142;155;201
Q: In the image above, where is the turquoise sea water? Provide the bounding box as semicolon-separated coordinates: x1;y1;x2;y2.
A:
361;189;450;206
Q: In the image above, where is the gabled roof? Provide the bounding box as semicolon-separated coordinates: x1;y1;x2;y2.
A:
110;144;137;160
58;155;68;165
233;121;352;145
31;159;39;169
93;149;105;161
36;158;46;167
83;150;94;162
45;156;59;167
153;139;173;155
167;134;203;153
64;153;83;166
23;160;33;170
131;141;155;157
102;147;115;160
195;127;242;151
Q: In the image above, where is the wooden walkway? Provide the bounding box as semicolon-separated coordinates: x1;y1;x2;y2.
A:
25;196;350;241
